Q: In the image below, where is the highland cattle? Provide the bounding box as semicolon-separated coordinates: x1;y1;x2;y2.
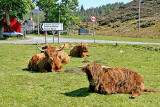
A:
80;62;156;98
70;43;88;57
28;44;65;72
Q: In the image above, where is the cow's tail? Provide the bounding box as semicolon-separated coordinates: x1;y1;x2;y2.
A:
143;88;157;92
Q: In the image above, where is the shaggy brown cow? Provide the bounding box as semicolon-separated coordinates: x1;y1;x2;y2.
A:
28;45;63;72
57;50;70;64
80;62;156;98
28;53;46;71
70;44;88;57
60;43;69;49
40;44;70;64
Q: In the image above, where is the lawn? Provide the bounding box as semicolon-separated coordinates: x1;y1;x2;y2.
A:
28;34;160;43
0;43;160;107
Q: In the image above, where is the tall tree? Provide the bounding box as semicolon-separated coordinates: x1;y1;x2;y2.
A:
37;0;80;29
0;0;35;37
80;5;85;11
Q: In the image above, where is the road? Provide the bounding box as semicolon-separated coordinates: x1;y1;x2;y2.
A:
0;36;160;45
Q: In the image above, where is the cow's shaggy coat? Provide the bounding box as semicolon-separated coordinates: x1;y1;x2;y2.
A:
81;62;155;98
41;45;70;64
28;45;62;72
70;44;88;57
57;50;70;64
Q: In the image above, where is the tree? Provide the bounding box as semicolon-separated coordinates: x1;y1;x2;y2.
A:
37;0;80;29
80;5;85;11
0;0;35;37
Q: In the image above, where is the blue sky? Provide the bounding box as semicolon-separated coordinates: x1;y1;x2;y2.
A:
78;0;133;9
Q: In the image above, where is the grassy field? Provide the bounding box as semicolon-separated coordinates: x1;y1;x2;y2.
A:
0;43;160;107
28;34;160;43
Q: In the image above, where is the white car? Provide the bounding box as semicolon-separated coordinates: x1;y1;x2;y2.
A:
3;31;24;37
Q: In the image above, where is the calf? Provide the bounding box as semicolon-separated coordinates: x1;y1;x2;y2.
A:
80;62;156;98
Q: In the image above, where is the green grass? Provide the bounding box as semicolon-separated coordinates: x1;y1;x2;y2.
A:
0;43;160;107
28;34;160;43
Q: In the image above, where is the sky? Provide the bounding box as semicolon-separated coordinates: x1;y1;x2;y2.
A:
78;0;133;9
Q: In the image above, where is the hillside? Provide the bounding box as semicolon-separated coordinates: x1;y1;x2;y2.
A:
76;2;124;22
81;0;160;38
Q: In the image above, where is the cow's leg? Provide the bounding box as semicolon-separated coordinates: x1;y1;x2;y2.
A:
50;63;56;72
40;68;48;72
51;66;56;72
52;58;62;72
100;84;113;94
130;80;144;99
130;91;139;99
81;52;87;57
130;87;143;99
28;63;31;70
88;85;95;92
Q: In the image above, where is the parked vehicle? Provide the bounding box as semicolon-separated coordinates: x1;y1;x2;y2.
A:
3;31;24;38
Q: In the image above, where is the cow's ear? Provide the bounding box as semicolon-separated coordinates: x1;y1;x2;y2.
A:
81;67;86;72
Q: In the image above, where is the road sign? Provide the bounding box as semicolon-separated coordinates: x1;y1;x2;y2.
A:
91;16;96;43
40;23;63;31
91;16;96;22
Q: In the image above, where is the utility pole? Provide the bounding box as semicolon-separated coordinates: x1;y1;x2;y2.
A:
138;0;142;32
38;8;40;36
58;3;61;43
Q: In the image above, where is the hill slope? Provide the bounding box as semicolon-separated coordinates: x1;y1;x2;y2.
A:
94;0;160;38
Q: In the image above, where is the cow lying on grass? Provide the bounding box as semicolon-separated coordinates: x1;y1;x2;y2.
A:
28;45;65;72
57;50;70;64
41;44;70;64
79;62;156;99
70;44;88;57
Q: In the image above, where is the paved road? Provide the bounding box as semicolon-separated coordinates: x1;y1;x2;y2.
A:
0;36;160;45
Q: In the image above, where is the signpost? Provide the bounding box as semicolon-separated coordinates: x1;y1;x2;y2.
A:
40;23;63;44
44;31;47;44
91;16;96;43
40;23;63;31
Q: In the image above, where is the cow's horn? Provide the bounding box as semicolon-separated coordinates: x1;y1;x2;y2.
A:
37;43;46;52
56;43;65;51
102;66;112;69
49;57;53;61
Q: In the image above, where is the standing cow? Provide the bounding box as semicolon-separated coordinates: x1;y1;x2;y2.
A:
28;45;64;72
70;43;88;57
80;62;156;98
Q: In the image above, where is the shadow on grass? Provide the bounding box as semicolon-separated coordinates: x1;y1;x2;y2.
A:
22;68;42;73
62;87;90;97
